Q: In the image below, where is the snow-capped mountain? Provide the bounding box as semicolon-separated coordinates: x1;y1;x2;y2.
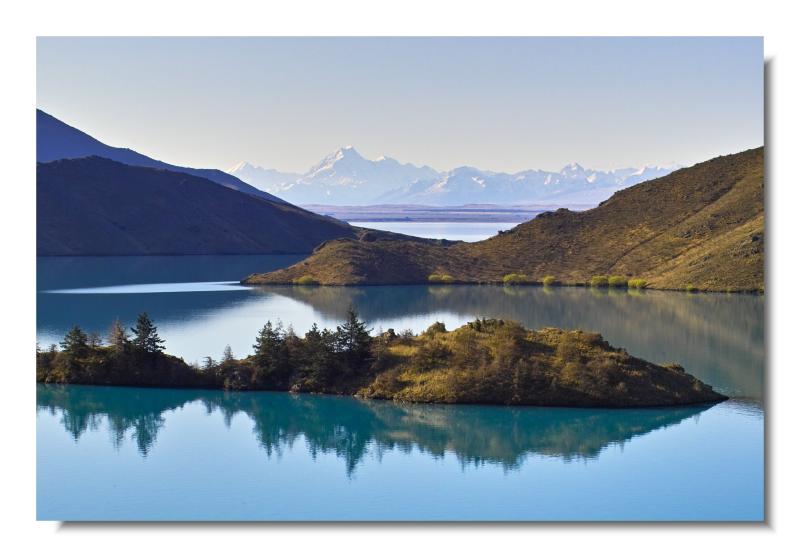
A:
270;146;440;205
226;161;301;191
377;163;680;206
229;147;680;206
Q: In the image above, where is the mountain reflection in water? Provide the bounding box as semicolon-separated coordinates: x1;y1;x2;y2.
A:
37;256;763;399
36;256;764;521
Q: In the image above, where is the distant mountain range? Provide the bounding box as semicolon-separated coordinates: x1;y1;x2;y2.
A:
244;148;764;292
37;157;359;256
36;110;366;255
226;161;301;192
230;146;679;206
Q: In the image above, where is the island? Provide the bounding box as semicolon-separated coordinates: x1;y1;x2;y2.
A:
37;311;727;408
242;148;764;292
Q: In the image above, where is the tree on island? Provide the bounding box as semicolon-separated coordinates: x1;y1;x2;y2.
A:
335;307;372;371
253;321;290;385
87;331;103;348
108;318;129;352
36;313;728;408
60;325;89;359
131;312;165;354
297;323;337;387
202;356;217;370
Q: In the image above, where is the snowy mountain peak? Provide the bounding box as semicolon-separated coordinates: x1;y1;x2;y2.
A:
225;161;301;193
561;162;587;175
227;161;253;174
334;145;361;159
228;146;681;207
309;146;366;172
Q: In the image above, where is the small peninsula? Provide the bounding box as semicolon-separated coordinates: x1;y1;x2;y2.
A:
243;148;764;292
37;311;726;408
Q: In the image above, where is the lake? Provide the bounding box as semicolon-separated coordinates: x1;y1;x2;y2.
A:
36;254;764;521
348;221;519;242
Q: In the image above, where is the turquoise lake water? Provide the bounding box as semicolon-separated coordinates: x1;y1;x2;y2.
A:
36;254;764;521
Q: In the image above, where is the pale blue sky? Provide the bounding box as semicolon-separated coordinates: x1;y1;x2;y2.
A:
37;37;763;173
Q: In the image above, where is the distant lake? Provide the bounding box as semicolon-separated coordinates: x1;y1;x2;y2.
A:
36;255;764;521
348;221;520;242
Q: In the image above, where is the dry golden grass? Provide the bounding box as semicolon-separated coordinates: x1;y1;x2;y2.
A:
358;319;726;407
244;148;763;292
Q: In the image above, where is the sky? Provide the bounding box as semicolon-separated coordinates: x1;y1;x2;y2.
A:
37;37;763;174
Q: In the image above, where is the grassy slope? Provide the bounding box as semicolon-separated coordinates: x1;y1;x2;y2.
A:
360;321;726;407
244;147;763;291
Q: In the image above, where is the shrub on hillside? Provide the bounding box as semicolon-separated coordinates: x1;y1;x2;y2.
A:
428;274;455;283
541;275;558;286
628;278;648;289
424;322;447;336
590;275;609;287
608;275;628;288
502;273;533;284
294;275;319;285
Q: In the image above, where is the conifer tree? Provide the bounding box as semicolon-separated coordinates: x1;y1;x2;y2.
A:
108;318;129;351
202;356;217;370
131;312;165;354
60;325;89;358
253;321;289;385
335;307;372;370
299;323;335;385
88;331;103;348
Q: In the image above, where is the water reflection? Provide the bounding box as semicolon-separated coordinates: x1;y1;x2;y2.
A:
36;254;305;290
37;384;721;475
266;285;764;398
37;256;763;399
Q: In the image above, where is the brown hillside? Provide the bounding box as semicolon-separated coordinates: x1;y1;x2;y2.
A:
243;148;764;291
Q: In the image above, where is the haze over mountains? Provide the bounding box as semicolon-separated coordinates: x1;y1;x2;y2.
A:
229;146;440;205
36;110;366;255
37;158;358;256
230;146;679;207
39;108;678;210
37;110;284;204
245;148;764;292
226;161;301;192
35;109;763;291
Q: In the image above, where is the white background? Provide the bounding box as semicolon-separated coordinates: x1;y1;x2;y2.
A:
1;1;796;555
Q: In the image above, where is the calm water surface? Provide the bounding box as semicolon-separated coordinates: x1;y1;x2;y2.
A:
36;255;764;521
348;221;519;242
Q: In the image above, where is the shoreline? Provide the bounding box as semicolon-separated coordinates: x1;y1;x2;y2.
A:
243;278;765;295
37;314;728;409
35;381;731;411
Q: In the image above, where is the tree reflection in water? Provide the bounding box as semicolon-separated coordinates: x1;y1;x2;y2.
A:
37;384;723;475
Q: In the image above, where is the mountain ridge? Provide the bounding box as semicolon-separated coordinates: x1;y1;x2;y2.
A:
36;109;285;204
243;147;764;291
231;146;679;206
37;156;360;256
226;161;301;191
37;110;423;255
266;146;441;205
